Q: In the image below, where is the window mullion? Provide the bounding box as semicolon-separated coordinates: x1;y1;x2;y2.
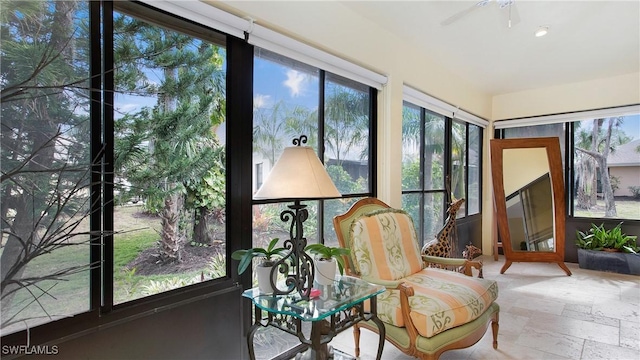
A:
318;70;326;243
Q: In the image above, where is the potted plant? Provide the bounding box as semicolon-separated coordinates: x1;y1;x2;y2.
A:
232;238;287;293
576;223;639;275
305;243;350;285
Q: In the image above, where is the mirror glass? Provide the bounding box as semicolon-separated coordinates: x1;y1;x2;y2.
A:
502;148;554;252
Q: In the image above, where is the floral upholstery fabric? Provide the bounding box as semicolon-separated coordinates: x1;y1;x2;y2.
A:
350;208;498;338
350;209;423;281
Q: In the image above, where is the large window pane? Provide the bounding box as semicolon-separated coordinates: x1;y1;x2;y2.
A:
112;11;227;304
251;51;376;356
402;103;451;247
451;120;467;217
402;193;421;235
252;50;320;252
468;125;481;215
325;74;370;194
423;192;446;244
402;103;421;191
1;0;91;333
424;111;446;190
323;197;364;248
572;115;640;219
253;49;319;190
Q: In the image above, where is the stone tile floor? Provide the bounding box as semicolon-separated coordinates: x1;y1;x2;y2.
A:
253;255;639;359
330;255;640;360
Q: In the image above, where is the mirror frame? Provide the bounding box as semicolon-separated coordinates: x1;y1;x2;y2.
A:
490;137;572;276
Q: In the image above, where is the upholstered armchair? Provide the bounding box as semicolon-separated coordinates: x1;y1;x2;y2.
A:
333;198;499;360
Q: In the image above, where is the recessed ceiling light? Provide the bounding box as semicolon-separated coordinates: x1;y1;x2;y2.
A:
535;26;549;37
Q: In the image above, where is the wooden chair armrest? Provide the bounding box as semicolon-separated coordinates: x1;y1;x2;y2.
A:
361;275;402;289
422;255;467;266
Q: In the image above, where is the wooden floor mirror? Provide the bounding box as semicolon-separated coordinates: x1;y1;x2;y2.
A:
490;137;572;276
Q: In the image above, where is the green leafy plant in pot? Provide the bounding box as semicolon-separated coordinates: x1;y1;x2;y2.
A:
305;243;350;285
576;223;638;254
232;238;287;293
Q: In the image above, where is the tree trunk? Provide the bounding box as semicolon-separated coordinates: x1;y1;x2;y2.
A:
193;208;212;245
576;157;590;209
575;118;618;217
598;157;617;217
159;192;184;261
600;119;617;217
588;119;601;207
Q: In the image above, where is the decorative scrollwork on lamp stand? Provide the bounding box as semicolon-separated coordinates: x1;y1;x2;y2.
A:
270;199;315;299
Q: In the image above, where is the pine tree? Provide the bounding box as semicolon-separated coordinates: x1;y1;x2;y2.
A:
1;0;91;327
113;14;225;260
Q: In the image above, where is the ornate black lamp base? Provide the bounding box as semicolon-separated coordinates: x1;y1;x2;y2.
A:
270;200;315;299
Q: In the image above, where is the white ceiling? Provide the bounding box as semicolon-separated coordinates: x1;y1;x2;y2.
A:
340;0;640;95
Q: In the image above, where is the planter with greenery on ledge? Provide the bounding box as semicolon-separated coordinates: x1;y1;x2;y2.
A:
576;223;640;275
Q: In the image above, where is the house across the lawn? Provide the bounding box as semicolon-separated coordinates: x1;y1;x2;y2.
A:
608;138;640;197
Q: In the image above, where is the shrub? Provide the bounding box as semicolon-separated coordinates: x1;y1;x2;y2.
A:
628;186;640;199
141;277;195;296
576;223;638;253
204;252;227;279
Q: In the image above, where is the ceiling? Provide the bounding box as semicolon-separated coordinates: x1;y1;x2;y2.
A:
340;0;640;96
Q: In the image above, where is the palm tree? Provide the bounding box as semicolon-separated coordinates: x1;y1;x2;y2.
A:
253;100;290;166
574;121;598;209
324;86;368;165
575;117;628;217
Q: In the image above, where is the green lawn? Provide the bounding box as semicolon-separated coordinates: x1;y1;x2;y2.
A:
573;199;640;219
1;205;219;332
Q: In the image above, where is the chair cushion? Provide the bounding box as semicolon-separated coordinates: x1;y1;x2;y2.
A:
405;268;498;338
350;209;423;281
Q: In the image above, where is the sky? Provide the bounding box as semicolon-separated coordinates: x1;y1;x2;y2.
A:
621;114;640;140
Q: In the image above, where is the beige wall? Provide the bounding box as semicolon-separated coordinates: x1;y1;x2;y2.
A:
610;167;640;198
210;1;638;255
502;148;549;196
492;72;640;120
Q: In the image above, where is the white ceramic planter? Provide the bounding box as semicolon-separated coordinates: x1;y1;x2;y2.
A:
256;264;277;293
315;258;337;285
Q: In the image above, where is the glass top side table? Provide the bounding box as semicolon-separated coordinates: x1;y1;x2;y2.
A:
242;276;386;360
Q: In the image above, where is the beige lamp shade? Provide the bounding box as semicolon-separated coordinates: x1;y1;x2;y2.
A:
254;146;341;200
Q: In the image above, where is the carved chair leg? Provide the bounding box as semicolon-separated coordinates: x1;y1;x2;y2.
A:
491;314;499;350
353;323;361;357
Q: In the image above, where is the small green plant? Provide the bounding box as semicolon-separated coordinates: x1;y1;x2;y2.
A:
231;238;287;274
205;252;227;279
305;243;351;275
576;223;638;253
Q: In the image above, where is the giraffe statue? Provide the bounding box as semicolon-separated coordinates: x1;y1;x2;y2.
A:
463;242;484;278
421;198;465;259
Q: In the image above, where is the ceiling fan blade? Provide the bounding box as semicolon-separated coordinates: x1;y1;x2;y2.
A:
441;1;488;26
